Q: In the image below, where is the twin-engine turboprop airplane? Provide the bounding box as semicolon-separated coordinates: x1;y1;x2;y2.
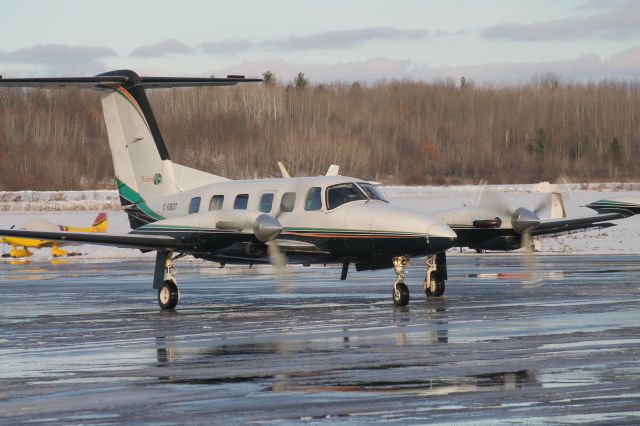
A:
1;212;108;258
0;69;638;310
0;70;457;309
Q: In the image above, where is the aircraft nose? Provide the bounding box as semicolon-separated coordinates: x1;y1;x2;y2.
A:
426;222;458;253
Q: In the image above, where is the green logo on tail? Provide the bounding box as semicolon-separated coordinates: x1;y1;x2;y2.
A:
153;173;163;185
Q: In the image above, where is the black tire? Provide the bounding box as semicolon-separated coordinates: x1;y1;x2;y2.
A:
426;279;445;297
158;280;180;310
393;282;410;306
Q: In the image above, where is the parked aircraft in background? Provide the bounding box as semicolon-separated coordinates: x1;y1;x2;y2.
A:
0;70;638;310
1;212;107;258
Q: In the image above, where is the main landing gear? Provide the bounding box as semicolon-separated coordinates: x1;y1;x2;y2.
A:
391;253;448;306
155;251;181;310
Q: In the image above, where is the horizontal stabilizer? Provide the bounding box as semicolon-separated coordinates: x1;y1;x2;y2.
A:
0;73;261;89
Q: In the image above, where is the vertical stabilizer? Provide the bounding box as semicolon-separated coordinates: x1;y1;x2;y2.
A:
0;70;261;229
98;71;178;228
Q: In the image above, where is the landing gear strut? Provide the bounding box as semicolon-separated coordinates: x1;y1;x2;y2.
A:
154;251;180;310
392;256;410;306
424;253;447;298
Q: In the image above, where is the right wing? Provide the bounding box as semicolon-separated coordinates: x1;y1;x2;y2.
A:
531;213;623;236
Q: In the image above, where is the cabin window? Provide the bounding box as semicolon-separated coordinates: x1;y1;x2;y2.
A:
234;194;249;210
209;195;224;211
326;183;367;210
280;192;296;212
259;193;274;213
188;197;201;214
358;183;388;203
305;187;322;211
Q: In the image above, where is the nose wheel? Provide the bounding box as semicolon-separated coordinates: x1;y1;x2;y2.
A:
392;256;410;306
393;281;410;306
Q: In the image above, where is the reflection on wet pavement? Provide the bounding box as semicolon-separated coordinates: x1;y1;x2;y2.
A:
1;255;640;423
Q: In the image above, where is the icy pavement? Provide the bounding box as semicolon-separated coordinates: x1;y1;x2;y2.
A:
1;256;640;424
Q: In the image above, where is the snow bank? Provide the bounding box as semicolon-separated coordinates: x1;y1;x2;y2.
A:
0;190;120;212
1;183;640;260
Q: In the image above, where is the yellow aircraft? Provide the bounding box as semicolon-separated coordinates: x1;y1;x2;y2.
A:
1;212;108;258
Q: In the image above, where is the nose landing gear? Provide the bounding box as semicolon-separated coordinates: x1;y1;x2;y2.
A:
392;256;410;306
391;253;448;306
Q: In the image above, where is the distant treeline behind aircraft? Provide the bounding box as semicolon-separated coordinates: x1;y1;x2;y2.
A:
1;75;639;190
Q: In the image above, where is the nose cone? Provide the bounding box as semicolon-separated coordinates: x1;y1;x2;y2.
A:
253;214;282;242
427;222;458;253
511;207;540;234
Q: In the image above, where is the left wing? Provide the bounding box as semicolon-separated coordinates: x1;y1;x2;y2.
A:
0;229;183;251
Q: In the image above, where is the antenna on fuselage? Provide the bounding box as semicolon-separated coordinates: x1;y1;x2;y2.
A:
277;161;291;178
325;165;340;176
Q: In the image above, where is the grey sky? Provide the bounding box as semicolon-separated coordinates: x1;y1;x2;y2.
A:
483;1;640;41
0;0;639;83
130;39;196;58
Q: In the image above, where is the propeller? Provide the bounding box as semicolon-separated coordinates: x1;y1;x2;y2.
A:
215;205;293;291
215;212;287;270
475;186;543;286
268;206;295;292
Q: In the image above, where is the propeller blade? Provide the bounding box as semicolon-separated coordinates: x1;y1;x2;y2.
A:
267;240;293;293
474;183;516;218
532;197;551;215
521;230;543;288
267;240;287;268
216;214;283;243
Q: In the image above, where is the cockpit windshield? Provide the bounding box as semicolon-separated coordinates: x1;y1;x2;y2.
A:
326;183;368;210
358;183;388;203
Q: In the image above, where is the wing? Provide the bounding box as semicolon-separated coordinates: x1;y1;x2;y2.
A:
531;212;623;236
0;229;182;251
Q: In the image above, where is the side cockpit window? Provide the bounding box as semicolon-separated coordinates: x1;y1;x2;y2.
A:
358;183;388;203
305;187;322;211
326;183;367;210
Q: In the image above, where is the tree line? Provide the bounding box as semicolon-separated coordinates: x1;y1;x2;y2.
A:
1;74;639;190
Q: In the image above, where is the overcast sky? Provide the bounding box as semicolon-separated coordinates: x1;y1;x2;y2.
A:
1;0;639;83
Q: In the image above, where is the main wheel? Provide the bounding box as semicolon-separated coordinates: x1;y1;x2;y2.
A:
158;280;180;310
425;279;445;297
392;282;410;306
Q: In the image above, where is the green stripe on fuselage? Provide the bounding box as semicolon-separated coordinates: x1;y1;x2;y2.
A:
116;178;164;221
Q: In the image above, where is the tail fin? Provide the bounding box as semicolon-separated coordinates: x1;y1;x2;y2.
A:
549;192;567;219
0;70;261;229
98;71;178;228
91;212;108;232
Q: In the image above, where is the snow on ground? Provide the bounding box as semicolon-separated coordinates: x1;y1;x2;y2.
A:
1;183;640;261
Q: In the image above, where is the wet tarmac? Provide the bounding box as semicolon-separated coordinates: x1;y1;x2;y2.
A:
2;255;640;424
